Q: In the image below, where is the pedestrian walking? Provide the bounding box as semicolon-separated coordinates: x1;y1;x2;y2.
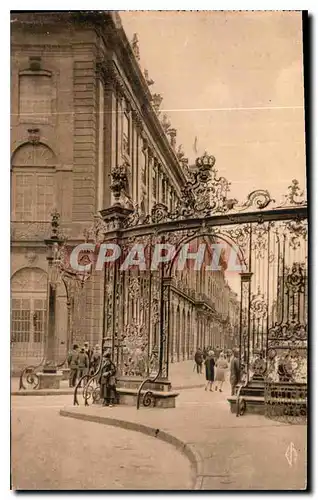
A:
100;352;117;407
230;349;240;396
194;348;203;374
204;350;215;392
214;352;229;392
77;347;89;387
67;344;79;388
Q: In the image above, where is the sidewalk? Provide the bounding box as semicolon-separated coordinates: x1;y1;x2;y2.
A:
60;384;307;491
11;360;205;395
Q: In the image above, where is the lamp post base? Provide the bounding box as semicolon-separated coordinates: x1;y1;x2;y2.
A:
38;372;63;390
43;366;58;374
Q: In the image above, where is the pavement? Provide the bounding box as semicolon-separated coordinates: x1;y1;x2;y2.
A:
11;359;205;395
11;361;307;491
12;396;193;490
60;385;307;490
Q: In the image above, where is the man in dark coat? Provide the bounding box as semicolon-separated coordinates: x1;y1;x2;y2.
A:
100;353;117;407
230;349;240;396
67;344;79;388
77;347;89;387
194;348;203;374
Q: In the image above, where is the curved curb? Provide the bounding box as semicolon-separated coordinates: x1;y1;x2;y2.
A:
11;390;73;396
60;409;204;490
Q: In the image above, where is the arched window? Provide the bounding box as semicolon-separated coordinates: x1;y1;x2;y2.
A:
11;143;56;221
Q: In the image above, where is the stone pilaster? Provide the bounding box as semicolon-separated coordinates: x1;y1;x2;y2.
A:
72;56;97;222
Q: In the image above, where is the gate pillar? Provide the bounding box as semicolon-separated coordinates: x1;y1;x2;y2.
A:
239;272;253;382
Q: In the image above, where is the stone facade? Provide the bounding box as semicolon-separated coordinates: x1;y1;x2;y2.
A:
11;11;239;372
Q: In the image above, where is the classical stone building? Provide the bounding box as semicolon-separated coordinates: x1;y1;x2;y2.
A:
11;11;239;372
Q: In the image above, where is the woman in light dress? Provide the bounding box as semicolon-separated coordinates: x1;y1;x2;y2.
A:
214;352;228;392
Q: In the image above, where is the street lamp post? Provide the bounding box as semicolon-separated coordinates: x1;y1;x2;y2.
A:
36;211;65;387
43;241;62;374
19;210;92;390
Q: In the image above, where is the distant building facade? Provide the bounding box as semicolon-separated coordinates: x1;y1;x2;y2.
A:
11;11;239;372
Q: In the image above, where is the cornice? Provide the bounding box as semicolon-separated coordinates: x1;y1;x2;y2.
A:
97;15;187;189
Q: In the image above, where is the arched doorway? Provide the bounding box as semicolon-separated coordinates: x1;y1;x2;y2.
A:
11;267;47;371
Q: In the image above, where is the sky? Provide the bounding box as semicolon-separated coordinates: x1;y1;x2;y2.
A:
120;11;306;204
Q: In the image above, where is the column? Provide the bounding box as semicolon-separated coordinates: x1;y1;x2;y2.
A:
96;78;105;212
157;165;162;202
148;148;154;211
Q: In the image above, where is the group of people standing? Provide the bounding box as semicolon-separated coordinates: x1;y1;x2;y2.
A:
67;343;118;407
67;342;102;388
194;347;240;395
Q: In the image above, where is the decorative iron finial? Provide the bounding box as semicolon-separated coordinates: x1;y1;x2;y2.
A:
50;209;60;240
195;151;215;170
287;179;306;206
144;69;154;86
131;33;140;61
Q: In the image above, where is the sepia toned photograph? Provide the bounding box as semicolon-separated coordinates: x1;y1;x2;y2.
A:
10;9;308;491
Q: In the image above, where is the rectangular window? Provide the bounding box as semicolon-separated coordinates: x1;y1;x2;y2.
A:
13;173;33;221
152;169;157;199
123;112;130;156
162;179;166;204
142;152;147;186
169;189;173;211
11;298;31;343
12;171;54;221
19;74;52;122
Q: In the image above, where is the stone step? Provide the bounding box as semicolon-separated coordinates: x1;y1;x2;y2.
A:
227;395;265;415
240;388;264;398
116;377;172;392
97;387;179;409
